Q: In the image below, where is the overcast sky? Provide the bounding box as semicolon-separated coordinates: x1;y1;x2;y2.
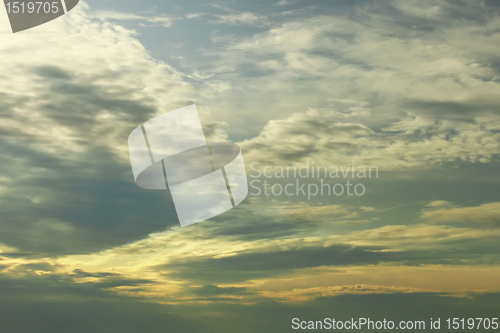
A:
0;0;499;332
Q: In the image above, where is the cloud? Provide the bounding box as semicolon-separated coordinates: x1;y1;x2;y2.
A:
147;15;177;28
392;0;443;19
255;264;500;301
93;10;177;27
213;12;270;27
276;0;291;6
0;1;499;330
185;9;270;28
240;109;373;164
420;201;500;225
238;107;500;170
264;202;380;225
162;242;489;284
259;284;432;302
0;3;199;255
342;224;500;250
49;205;500;291
191;285;249;297
93;11;146;20
0;270;211;332
175;1;500;169
166;292;500;333
70;269;120;278
0;263;499;332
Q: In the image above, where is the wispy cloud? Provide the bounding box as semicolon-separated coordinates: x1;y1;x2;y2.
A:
186;10;271;27
213;12;270;27
93;10;178;27
420;201;500;225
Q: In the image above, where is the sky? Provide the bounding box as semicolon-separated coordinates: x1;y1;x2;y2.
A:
0;0;499;332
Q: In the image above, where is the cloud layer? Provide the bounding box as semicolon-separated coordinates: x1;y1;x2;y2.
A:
0;0;499;332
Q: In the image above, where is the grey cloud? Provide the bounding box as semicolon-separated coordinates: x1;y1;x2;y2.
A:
1;267;498;333
0;273;211;333
32;66;73;80
162;244;465;283
0;155;180;255
0;301;213;333
70;269;121;278
193;207;312;241
163;291;500;333
0;17;198;255
161;225;500;283
191;285;249;297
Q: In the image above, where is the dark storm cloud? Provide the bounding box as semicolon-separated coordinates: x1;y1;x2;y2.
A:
31;65;159;129
0;92;31;118
162;245;440;283
0;272;212;333
0;63;187;256
32;66;73;80
0;145;180;255
163;292;500;333
71;269;120;278
0;253;34;258
405;100;500;120
15;262;59;271
0;275;497;333
0;270;141;299
0;300;213;333
163;239;500;284
203;207;310;241
91;278;156;289
2;262;499;333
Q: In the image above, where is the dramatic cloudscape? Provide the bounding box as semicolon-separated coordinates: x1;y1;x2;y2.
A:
0;0;499;332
